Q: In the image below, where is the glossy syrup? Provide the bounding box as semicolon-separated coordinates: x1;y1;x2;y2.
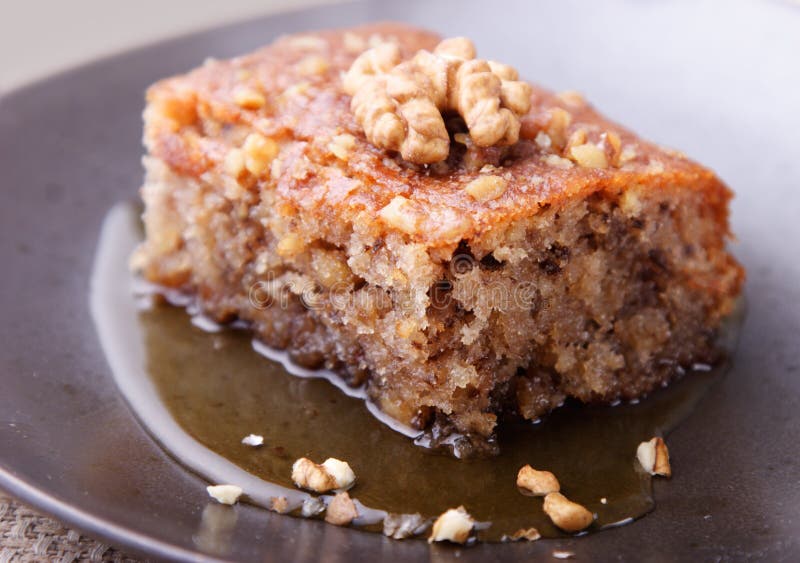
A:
91;203;740;542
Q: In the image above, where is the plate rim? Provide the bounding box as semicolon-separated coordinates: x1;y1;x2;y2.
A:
1;0;798;560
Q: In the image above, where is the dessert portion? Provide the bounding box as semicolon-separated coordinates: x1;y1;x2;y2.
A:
133;23;744;452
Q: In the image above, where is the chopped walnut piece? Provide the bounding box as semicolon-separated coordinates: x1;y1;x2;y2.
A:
428;506;474;544
224;148;246;178
646;160;666;174
241;434;264;447
206;484;243;505
328;133;357;161
291;457;356;492
570;143;608;169
242;133;279;177
465;174;507;202
276;232;305;258
343;37;531;163
233;87;266;110
555;90;586;107
311;249;354;289
546;107;573;149
325;492;358;526
296;55;330;76
552;550;576;560
383;513;430;539
543;492;594;533
270;157;283;178
620;146;638;164
543;154;574;169
516;465;560;496
301;496;326;517
503;527;541;542
281;81;311;100
320;458;356;489
535;131;552;150
565;128;588;152
636;437;672;477
378;196;420;234
603;131;622;167
270;496;290;514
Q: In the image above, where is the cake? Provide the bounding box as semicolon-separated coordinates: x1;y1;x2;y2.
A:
133;23;744;455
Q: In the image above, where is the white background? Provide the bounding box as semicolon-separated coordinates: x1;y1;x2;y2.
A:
0;0;336;93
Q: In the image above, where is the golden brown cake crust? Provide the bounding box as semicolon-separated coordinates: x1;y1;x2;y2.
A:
145;22;733;250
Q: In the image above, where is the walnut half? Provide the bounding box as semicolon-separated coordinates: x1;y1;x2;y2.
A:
343;37;531;164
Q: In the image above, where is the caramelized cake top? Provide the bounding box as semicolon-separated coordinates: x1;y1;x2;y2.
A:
144;22;733;249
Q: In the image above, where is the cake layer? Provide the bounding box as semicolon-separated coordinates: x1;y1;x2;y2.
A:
134;23;744;452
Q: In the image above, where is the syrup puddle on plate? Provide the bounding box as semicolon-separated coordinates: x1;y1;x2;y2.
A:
91;203;741;542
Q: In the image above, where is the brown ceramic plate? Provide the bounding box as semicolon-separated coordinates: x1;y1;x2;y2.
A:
1;0;799;560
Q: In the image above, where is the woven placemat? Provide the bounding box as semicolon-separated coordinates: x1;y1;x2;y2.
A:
0;493;140;562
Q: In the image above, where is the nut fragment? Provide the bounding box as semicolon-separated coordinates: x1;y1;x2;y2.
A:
556;90;586;107
343;37;531;163
301;496;326;517
291;457;356;492
569;142;608;169
242;133;279;177
543;154;574;169
224;148;246;178
546;107;573;149
464;174;507;202
270;496;289;514
565;128;587;152
378;196;420;234
636;437;672;477
535;131;552;149
383;513;430;539
428;506;475;544
295;54;330;76
241;434;264;447
206;484;243;505
233;87;266;110
328;133;356;161
502;527;541;542
620;146;638;164
276;232;305;258
543;492;594;533
603;130;622;167
325;492;358;526
516;465;560;496
552;551;576;560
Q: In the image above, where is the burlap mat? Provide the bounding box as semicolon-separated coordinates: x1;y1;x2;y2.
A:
0;493;140;562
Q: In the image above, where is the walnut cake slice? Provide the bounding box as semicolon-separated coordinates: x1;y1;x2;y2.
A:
133;23;744;454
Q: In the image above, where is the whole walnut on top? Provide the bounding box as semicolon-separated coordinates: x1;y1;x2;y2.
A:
342;37;532;164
